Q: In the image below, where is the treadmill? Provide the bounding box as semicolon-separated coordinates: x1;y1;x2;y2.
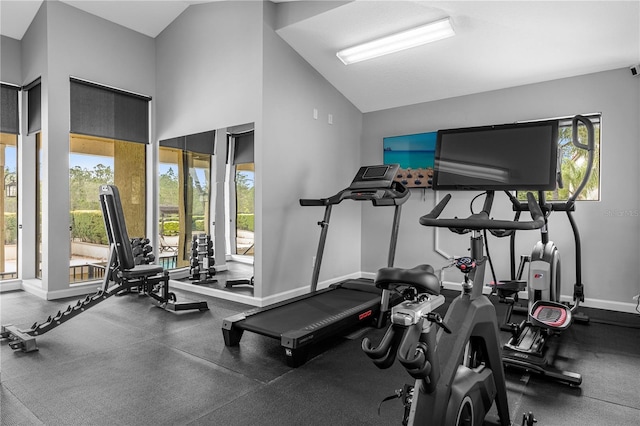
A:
222;164;410;367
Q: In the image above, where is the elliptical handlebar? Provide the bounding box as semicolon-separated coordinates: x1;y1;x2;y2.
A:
571;114;595;152
419;191;545;231
567;115;595;206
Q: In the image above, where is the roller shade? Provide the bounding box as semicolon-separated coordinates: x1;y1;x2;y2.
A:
159;130;215;155
70;77;150;144
186;131;215;155
232;131;254;164
159;136;183;150
0;83;19;134
25;80;41;135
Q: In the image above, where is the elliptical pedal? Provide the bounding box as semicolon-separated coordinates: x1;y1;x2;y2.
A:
529;300;572;331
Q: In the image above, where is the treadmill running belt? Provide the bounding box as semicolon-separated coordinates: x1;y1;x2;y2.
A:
240;288;379;337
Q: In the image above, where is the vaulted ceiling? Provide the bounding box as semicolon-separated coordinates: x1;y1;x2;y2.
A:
2;1;638;112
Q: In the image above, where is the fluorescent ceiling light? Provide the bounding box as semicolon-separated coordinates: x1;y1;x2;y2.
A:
336;18;455;65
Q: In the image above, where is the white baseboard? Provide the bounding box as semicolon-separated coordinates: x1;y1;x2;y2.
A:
567;296;639;315
15;279;100;301
259;271;364;306
170;271;363;308
0;280;22;292
169;280;261;306
441;280;640;314
45;282;101;300
361;271;376;281
19;279;47;299
8;272;640;315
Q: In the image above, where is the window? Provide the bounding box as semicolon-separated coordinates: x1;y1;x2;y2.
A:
36;133;42;278
228;130;254;258
24;79;42;278
1;133;18;280
69;78;150;283
234;163;254;256
1;83;19;281
518;114;600;202
159;131;214;269
69;134;146;283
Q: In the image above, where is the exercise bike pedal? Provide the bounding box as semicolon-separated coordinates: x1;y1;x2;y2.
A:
377;384;413;416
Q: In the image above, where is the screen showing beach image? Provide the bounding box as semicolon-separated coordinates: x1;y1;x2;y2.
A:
383;131;436;188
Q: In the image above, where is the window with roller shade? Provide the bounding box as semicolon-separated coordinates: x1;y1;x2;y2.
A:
229;130;254;257
23;79;43;277
69;78;150;283
159;131;214;269
1;83;19;281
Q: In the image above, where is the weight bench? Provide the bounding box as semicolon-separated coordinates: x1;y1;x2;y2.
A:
1;184;208;352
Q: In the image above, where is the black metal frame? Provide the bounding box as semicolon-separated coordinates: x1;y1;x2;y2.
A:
222;165;409;367
363;191;545;426
496;116;595;386
1;185;208;353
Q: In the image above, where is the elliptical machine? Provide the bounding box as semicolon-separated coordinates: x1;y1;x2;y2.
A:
362;191;543;426
496;115;595;386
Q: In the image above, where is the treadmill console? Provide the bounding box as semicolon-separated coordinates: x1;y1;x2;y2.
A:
349;164;399;190
300;164;409;207
344;164;408;206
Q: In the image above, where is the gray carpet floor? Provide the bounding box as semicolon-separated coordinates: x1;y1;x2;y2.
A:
1;285;639;425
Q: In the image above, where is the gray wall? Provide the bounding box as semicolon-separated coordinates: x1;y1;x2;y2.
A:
20;1;156;295
15;4;48;284
154;2;362;300
155;1;262;140
0;35;21;85
261;1;362;299
155;1;263;298
362;68;640;312
9;1;639;312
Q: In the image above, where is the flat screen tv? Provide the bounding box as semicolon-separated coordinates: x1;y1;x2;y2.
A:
432;120;559;191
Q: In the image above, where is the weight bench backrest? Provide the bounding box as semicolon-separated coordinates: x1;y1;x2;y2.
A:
99;185;136;270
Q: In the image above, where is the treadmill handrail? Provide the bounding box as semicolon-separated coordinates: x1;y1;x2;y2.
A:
300;181;409;207
300;198;328;207
419;192;545;231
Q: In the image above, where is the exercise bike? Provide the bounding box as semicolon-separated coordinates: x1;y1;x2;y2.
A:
362;191;542;426
492;115;595;386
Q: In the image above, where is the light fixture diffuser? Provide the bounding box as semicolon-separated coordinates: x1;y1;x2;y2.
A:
336;18;455;65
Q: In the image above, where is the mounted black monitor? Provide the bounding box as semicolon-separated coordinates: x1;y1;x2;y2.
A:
432;120;558;191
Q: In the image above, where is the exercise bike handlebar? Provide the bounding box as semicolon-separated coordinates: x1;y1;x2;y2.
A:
419;191;545;231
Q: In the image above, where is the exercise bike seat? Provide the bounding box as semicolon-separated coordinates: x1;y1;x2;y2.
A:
529;300;572;331
375;264;440;295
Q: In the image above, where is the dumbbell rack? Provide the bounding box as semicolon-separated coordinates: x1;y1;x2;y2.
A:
189;234;217;284
131;238;155;265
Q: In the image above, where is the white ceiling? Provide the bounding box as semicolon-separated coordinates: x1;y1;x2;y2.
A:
1;0;639;113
